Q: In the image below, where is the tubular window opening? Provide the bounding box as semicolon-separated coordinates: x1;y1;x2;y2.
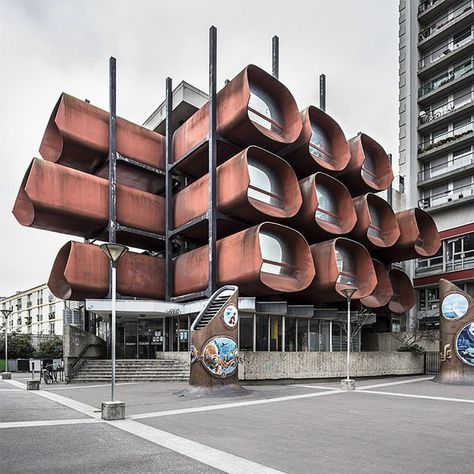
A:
335;247;357;286
315;184;339;225
260;232;295;277
361;147;377;182
309;123;333;163
248;82;284;133
248;160;284;208
368;204;383;239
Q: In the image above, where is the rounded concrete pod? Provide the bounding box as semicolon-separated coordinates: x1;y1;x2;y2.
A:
282;106;351;177
13;158;165;251
39;93;165;193
172;64;302;177
288;172;356;243
374;208;441;263
386;269;416;314
337;133;393;197
173;146;302;239
295;237;377;303
48;241;164;301
348;193;400;250
360;259;393;309
173;222;315;297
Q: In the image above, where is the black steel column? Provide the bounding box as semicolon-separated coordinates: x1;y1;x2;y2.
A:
108;57;117;298
208;26;217;296
272;36;279;79
319;74;326;111
165;77;173;301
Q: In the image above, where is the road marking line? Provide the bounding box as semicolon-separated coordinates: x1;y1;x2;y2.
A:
357;389;474;404
131;389;345;420
49;382;137;390
293;384;339;391
0;388;23;392
111;418;286;474
359;377;434;390
0;418;103;429
2;379;27;389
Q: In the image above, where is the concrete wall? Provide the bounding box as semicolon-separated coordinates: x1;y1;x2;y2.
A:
363;330;439;352
156;351;189;363
238;351;424;380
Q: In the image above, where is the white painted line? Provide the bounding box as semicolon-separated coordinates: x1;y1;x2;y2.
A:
358;377;434;390
0;389;23;392
110;418;286;474
358;389;474;404
49;382;137;391
293;384;339;391
2;379;26;389
131;388;344;420
0;418;103;429
32;390;102;418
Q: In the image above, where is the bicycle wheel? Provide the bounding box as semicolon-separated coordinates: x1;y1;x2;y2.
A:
44;372;53;384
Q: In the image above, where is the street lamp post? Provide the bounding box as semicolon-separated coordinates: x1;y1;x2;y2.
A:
1;308;13;380
341;287;357;391
100;242;128;419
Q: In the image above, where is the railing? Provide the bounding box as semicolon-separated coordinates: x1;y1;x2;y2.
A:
418;121;473;152
419;182;474;208
66;342;104;383
424;352;440;374
416;254;443;272
419;90;473;125
418;59;473;97
418;0;441;15
418;32;473;69
26;301;32;308
419;0;473;41
418;151;474;181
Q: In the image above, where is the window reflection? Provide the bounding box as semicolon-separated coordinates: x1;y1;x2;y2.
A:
260;232;295;277
335;246;357;286
248;159;283;207
248;82;283;132
309;123;333;163
315;184;338;224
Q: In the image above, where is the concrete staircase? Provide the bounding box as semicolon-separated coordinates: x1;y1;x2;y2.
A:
71;359;190;383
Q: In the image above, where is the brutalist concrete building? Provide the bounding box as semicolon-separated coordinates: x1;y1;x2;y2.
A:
398;0;474;329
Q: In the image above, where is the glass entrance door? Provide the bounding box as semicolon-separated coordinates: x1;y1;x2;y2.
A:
138;320;164;359
125;321;138;359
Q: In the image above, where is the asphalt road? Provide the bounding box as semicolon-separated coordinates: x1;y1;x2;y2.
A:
1;375;473;473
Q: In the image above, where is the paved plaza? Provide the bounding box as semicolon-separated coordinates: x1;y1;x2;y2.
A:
0;374;472;473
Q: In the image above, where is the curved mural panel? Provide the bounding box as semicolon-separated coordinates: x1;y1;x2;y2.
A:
202;336;239;378
222;304;238;329
455;323;474;367
441;293;469;320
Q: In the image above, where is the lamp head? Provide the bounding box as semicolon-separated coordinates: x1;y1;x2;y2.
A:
1;308;13;318
100;243;129;263
341;287;357;301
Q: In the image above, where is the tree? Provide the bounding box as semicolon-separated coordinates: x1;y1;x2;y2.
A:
35;336;63;359
0;332;35;359
393;328;438;353
340;306;376;350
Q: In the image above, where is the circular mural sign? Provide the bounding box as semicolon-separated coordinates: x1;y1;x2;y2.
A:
222;304;238;329
455;323;474;367
441;293;469;320
202;336;238;378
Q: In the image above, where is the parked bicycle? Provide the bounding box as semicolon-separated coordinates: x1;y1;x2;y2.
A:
41;361;58;384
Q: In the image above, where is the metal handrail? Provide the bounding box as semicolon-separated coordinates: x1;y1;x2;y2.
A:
66;342;104;383
418;59;473;97
418;32;473;68
418;121;473;152
418;182;474;208
418;152;474;181
419;1;472;40
419;90;473;124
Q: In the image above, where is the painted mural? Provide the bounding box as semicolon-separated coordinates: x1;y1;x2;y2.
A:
202;336;238;378
441;293;469;320
223;304;238;329
456;322;474;367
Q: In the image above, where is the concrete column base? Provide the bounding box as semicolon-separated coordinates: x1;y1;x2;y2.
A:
101;401;126;420
27;380;40;390
340;379;356;391
1;372;12;380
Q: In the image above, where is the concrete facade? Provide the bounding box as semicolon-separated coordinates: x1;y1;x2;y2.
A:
398;0;474;329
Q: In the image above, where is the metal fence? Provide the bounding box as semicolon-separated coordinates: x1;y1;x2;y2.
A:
424;351;440;375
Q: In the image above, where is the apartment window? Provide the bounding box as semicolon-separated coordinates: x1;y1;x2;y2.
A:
315;184;338;224
335;246;357;286
418;287;440;311
259;232;295;277
446;233;474;271
49;323;55;335
416;246;443;272
247;160;283;207
453;87;473;108
248;83;283;133
453;28;472;50
310;122;333;163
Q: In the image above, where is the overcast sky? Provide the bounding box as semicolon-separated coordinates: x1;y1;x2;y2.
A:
0;0;398;297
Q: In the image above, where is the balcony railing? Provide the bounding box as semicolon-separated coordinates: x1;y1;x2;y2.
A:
419;1;473;41
419;0;441;14
419;59;473;97
418;152;474;181
418;121;473;153
419;182;474;208
419;90;473;125
418;32;473;69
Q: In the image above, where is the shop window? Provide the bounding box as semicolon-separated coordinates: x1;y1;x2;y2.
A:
298;320;309;351
239;315;254;351
309;319;320;351
269;316;282;351
285;318;296;352
256;315;269;351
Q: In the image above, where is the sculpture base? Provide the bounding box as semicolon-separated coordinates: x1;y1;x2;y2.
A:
340;379;356;391
177;383;251;399
27;380;40;390
101;401;126;420
1;372;11;380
